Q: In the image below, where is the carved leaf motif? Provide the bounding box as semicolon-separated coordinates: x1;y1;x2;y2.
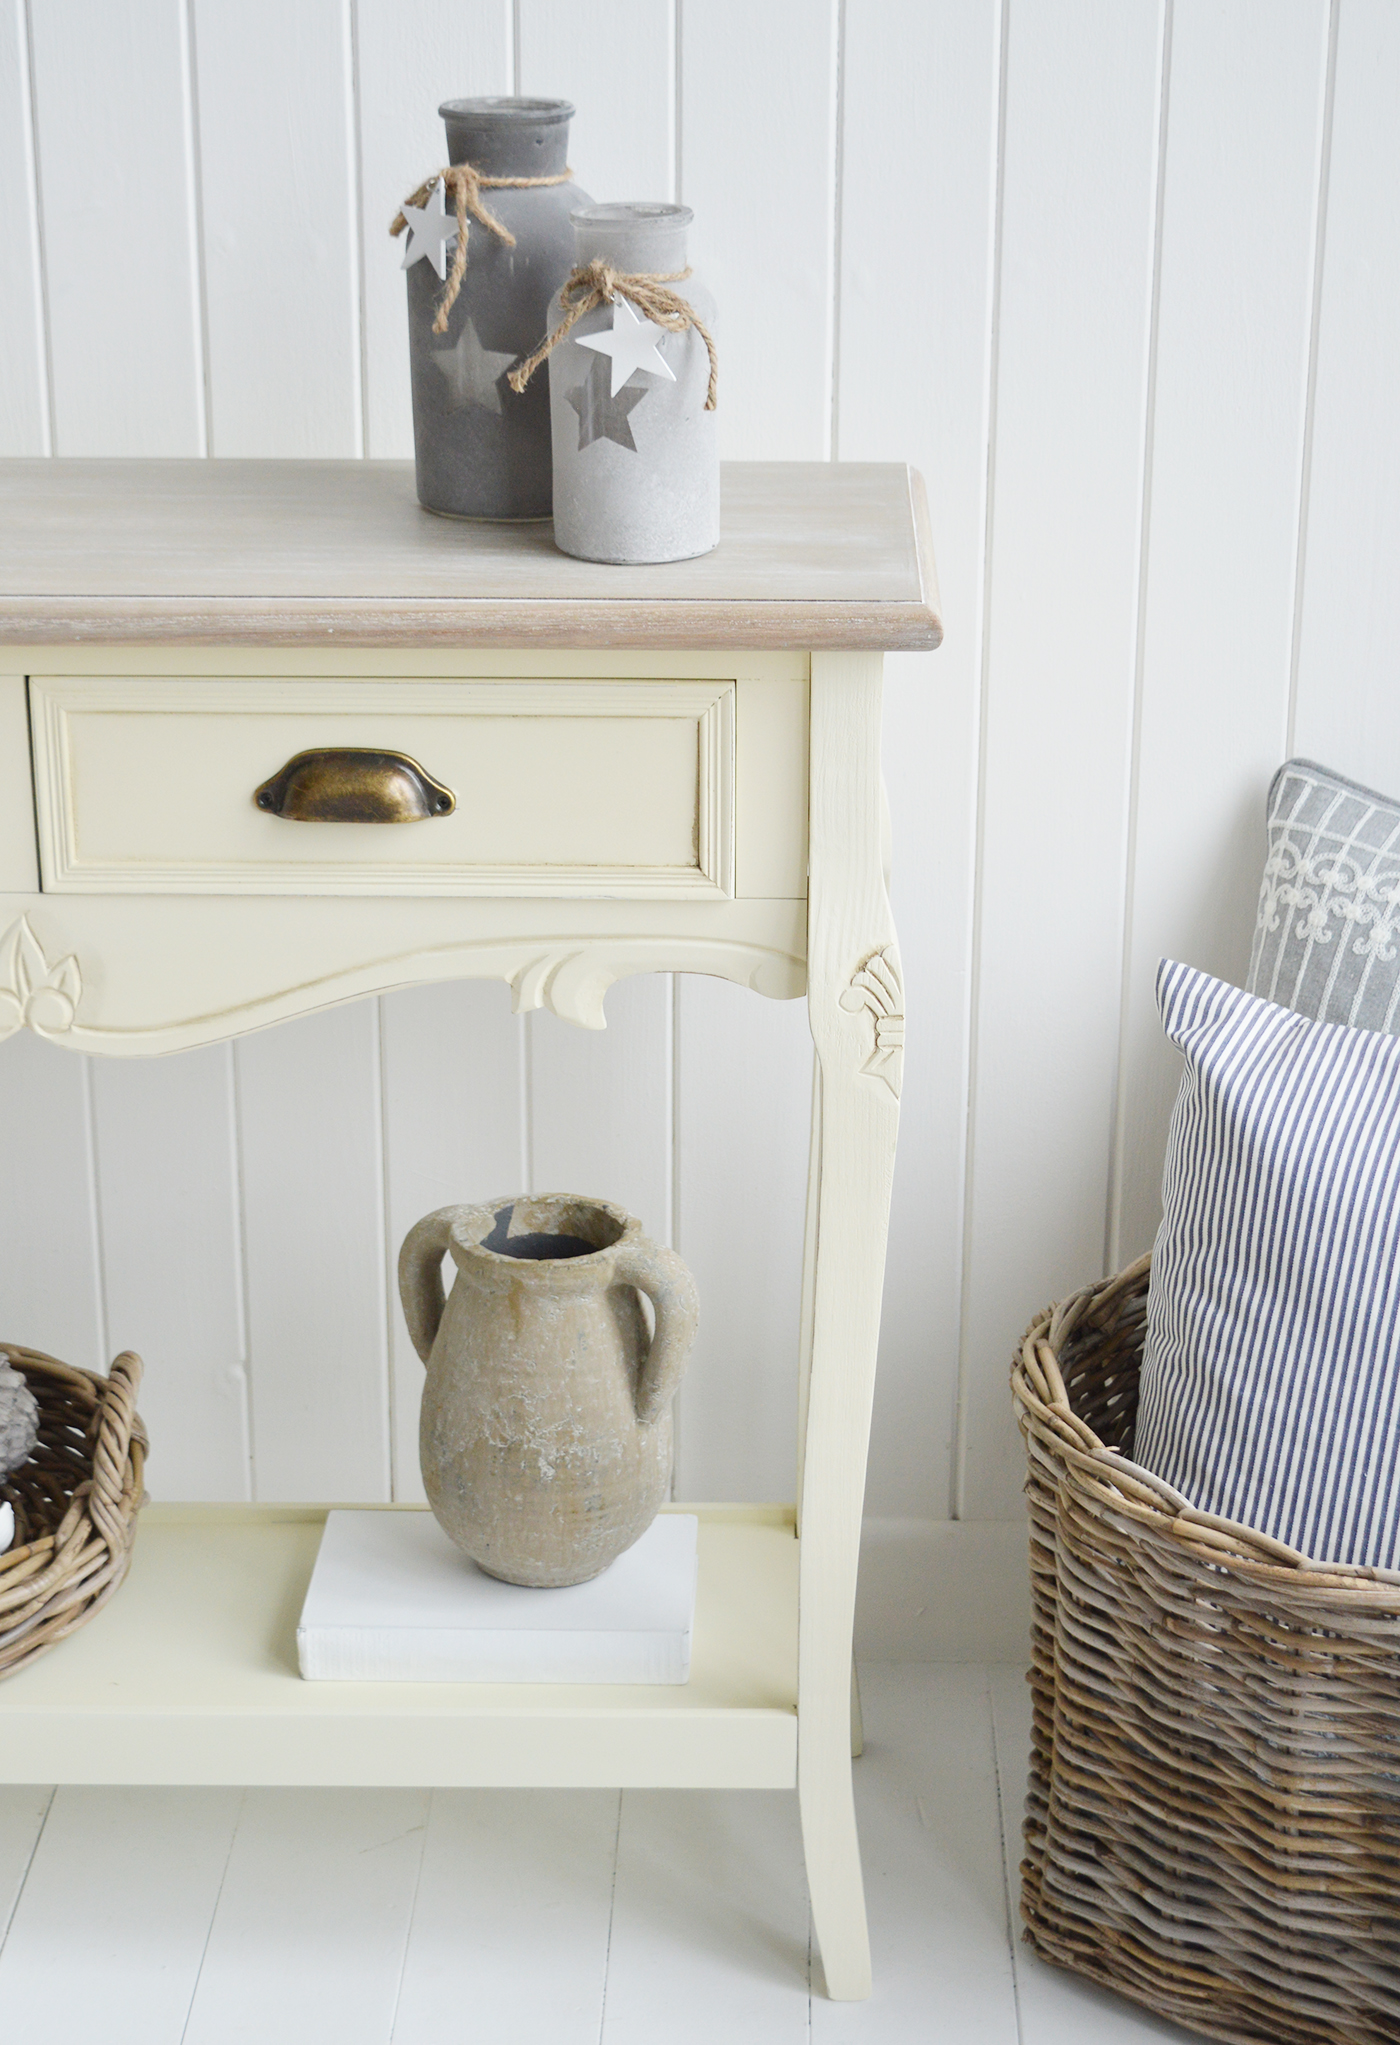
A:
14;922;45;1007
508;945;647;1031
0;918;82;1040
51;955;82;1007
839;945;904;1099
510;948;591;1026
0;923;23;1007
540;951;614;1032
508;937;806;1033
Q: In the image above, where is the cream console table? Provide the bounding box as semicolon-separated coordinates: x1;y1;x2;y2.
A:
0;458;940;2000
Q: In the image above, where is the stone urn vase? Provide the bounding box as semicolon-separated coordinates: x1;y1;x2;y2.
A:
406;98;592;521
398;1195;698;1587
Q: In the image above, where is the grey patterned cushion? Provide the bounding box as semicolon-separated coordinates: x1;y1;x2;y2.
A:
1247;758;1400;1032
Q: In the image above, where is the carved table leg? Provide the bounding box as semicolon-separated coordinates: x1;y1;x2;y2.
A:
798;653;902;2001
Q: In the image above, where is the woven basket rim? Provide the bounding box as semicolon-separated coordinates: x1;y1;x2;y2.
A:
1011;1250;1400;1606
0;1341;146;1681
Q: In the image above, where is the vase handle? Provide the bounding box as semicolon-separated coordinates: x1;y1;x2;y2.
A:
612;1240;700;1427
398;1206;475;1365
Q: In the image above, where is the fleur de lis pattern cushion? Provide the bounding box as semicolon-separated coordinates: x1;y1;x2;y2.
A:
1247;758;1400;1032
1135;960;1400;1570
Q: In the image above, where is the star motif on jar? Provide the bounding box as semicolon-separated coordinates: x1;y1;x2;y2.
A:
575;297;676;396
567;354;647;453
431;317;517;415
398;179;460;281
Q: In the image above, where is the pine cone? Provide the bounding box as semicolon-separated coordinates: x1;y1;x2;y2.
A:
0;1362;40;1478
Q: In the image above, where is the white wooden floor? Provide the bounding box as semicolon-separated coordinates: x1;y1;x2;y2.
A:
0;1666;1201;2044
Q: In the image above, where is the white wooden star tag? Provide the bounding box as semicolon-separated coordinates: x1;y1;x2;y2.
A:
576;298;677;396
399;179;459;281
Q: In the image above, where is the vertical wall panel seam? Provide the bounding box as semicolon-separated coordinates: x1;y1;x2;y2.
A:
672;0;683;205
348;0;370;462
20;0;55;456
79;1056;111;1371
340;0;366;458
368;994;392;1498
664;0;677;204
182;0;215;457
667;977;680;1252
661;975;675;1247
827;0;847;463
520;1012;534;1192
951;0;1011;1522
376;995;398;1498
175;0;208;457
1286;0;1341;760
229;1045;258;1499
669;976;682;1495
220;1039;253;1497
510;0;521;95
1105;0;1174;1278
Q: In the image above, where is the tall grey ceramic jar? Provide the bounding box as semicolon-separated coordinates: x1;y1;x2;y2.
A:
547;204;719;563
407;99;591;521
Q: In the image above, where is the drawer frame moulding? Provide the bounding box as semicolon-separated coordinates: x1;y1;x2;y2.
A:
29;675;738;901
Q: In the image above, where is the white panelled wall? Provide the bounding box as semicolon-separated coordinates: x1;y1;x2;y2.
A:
3;0;1399;1648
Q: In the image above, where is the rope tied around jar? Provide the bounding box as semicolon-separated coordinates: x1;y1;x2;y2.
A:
508;258;718;410
390;162;575;334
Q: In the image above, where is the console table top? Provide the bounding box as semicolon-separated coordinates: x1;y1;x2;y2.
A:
0;458;942;653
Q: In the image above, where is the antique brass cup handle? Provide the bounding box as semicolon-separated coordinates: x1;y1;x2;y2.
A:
254;748;456;823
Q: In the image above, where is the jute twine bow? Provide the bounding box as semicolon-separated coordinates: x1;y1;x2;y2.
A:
390;162;574;334
509;259;718;410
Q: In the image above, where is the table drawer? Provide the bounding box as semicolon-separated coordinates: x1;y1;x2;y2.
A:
30;677;737;898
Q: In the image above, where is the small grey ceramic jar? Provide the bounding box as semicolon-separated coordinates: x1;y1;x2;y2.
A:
407;98;592;521
547;204;719;564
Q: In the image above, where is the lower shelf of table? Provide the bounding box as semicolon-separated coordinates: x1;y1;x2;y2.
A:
0;1502;799;1789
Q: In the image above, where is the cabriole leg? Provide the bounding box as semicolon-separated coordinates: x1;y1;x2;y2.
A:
798;652;902;2002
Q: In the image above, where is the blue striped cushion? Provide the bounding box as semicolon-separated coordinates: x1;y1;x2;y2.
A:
1134;958;1400;1569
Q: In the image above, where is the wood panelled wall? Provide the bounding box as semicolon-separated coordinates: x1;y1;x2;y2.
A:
2;0;1398;1532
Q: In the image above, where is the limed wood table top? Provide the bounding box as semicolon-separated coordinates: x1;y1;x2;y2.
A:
0;459;942;652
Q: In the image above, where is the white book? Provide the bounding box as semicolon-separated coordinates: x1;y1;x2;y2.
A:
297;1509;698;1684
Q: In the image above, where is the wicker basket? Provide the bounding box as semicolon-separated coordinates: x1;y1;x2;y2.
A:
0;1343;146;1681
1011;1253;1400;2045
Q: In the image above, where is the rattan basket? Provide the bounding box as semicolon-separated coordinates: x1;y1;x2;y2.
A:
0;1342;146;1681
1011;1253;1400;2045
